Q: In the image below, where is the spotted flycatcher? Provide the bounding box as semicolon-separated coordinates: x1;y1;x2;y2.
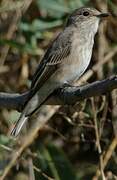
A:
11;7;109;136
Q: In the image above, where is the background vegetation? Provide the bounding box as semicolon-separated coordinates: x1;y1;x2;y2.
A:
0;0;117;179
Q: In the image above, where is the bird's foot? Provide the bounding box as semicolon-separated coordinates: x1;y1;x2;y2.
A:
62;83;74;88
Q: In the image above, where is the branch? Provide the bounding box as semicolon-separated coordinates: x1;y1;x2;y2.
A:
56;75;117;104
0;92;29;111
0;75;116;111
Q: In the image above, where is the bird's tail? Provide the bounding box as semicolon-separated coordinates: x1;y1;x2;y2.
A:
10;93;39;137
11;80;59;137
11;113;28;137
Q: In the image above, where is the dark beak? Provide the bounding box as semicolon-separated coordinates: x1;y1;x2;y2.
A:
96;13;110;18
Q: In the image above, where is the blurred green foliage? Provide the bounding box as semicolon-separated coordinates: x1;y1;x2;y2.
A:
34;144;78;180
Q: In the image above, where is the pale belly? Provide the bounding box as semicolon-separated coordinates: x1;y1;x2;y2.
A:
56;47;92;84
51;32;94;85
60;30;94;83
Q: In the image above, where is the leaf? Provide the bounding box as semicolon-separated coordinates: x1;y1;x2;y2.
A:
33;144;78;179
0;39;43;55
43;144;77;180
0;135;10;145
36;0;70;18
20;19;62;32
8;110;20;123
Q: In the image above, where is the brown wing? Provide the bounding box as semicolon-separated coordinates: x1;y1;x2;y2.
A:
46;45;70;65
30;29;72;97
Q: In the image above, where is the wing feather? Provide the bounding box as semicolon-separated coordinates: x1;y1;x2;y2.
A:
30;29;72;92
47;46;70;65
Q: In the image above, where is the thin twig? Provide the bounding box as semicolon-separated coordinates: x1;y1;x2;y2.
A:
0;144;12;152
28;158;35;180
99;98;108;137
96;0;108;80
93;136;117;179
91;98;105;180
34;165;55;180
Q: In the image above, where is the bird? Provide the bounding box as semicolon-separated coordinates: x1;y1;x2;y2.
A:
11;7;109;136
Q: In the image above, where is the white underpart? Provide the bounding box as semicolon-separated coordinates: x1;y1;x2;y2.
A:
63;17;100;83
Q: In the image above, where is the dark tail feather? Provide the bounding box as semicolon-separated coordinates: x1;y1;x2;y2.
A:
11;81;59;137
10;93;39;137
11;114;28;137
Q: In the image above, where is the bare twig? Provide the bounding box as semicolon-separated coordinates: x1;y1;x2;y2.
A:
91;99;105;180
28;158;35;180
93;136;117;179
96;1;108;79
111;89;117;136
34;165;55;180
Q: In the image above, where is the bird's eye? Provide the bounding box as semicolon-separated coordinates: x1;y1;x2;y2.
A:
83;11;89;16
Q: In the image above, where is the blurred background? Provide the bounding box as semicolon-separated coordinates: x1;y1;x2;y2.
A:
0;0;117;179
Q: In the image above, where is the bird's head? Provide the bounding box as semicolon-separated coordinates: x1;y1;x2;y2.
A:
66;7;109;34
